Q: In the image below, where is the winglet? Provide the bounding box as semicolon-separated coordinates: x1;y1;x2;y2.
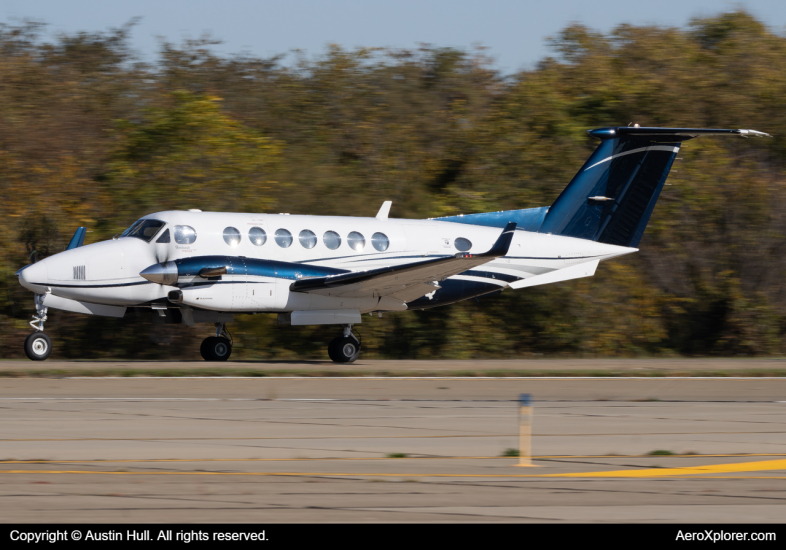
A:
376;201;392;220
66;227;87;250
469;222;516;258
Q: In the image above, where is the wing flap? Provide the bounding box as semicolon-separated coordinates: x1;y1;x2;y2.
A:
291;222;517;299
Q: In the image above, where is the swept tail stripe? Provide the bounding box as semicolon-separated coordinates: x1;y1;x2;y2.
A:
583;145;679;172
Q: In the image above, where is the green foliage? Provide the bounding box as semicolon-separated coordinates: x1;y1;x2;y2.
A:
3;11;786;359
501;448;520;457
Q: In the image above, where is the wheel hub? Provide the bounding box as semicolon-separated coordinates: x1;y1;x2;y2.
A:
32;338;48;356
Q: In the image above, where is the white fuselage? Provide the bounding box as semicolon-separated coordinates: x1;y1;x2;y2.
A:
17;210;635;316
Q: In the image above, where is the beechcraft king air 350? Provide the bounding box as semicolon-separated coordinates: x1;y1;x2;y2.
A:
15;126;769;362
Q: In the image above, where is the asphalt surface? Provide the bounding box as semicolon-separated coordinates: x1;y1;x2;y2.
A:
2;375;786;522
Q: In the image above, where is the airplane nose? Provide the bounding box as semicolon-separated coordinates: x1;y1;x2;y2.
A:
15;262;48;293
139;261;178;285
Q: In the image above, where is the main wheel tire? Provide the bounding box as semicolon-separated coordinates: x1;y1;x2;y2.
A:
200;337;214;361
200;336;232;361
24;332;52;361
328;336;360;363
327;338;339;362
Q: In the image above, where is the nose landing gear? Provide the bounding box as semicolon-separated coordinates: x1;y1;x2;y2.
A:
327;324;361;363
200;322;232;361
24;294;51;361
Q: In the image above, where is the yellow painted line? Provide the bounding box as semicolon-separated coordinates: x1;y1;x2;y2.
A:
2;468;786;480
2;459;786;479
542;459;786;478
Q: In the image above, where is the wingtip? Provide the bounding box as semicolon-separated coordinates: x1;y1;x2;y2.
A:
738;129;771;138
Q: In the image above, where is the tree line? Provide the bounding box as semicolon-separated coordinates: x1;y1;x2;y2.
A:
2;11;786;359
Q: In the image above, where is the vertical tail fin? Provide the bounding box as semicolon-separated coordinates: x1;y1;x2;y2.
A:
538;127;767;248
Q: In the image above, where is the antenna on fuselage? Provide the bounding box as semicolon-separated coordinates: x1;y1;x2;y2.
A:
376;201;392;220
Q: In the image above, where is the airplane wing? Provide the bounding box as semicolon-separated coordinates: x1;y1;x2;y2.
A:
290;222;517;303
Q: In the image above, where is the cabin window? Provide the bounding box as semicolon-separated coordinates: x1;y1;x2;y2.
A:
156;228;171;243
223;227;241;247
299;229;317;249
347;231;365;251
323;231;341;250
454;237;472;252
275;228;293;248
371;232;389;252
174;225;197;245
249;227;267;246
124;219;166;243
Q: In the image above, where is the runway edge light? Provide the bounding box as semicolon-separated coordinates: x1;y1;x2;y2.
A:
517;393;537;467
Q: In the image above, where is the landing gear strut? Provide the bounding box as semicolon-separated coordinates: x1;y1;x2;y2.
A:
327;324;361;363
200;322;232;361
25;294;52;361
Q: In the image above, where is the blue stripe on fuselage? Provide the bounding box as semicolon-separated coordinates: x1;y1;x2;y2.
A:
174;256;349;280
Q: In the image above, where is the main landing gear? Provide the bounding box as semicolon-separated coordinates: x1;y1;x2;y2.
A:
24;294;51;361
327;324;361;363
200;322;232;361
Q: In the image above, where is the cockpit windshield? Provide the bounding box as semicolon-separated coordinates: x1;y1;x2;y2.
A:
122;219;166;242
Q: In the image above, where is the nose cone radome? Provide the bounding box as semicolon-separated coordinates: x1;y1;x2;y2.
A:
16;262;48;293
139;261;178;285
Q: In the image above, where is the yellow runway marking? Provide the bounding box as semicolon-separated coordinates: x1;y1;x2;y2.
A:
542;459;786;478
2;453;786;465
1;468;786;479
2;459;786;479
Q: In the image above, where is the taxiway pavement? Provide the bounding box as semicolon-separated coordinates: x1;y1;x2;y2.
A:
1;376;785;522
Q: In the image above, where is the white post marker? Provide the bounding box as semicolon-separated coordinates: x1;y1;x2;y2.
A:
517;393;536;467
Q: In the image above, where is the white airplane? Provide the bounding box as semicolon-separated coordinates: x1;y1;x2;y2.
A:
16;126;769;362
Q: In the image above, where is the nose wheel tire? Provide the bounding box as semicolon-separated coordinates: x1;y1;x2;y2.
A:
328;336;360;363
24;332;52;361
200;336;232;361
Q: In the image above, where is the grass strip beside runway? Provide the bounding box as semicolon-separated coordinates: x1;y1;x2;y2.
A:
5;368;786;378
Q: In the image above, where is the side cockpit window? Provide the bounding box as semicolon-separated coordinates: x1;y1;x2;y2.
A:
121;219;144;237
174;225;197;245
124;219;166;242
156;228;171;243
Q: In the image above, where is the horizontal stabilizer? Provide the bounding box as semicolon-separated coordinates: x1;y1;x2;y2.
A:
588;127;770;140
540;126;769;248
508;260;599;289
